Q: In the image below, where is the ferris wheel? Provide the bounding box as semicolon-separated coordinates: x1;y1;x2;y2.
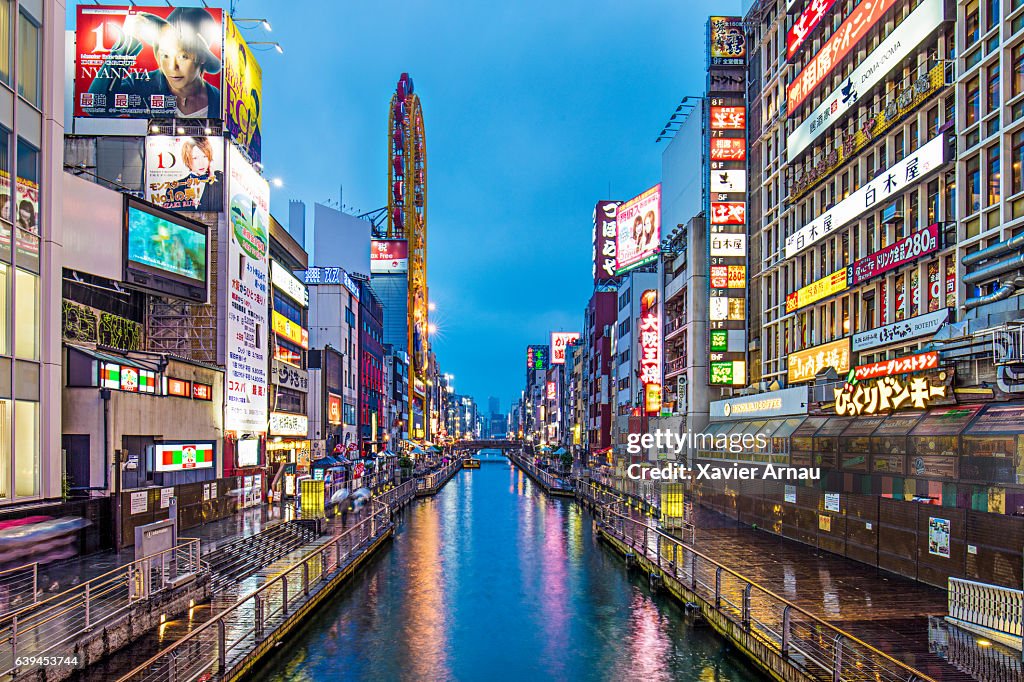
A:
387;73;429;436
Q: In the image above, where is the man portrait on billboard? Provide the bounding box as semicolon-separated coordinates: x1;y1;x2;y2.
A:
86;8;221;118
172;137;222;211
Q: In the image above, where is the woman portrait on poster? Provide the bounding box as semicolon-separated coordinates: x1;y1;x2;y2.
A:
17;200;35;233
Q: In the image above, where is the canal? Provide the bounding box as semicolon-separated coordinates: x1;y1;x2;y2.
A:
253;454;764;681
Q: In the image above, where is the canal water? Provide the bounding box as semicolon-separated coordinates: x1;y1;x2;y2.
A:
253;454;764;681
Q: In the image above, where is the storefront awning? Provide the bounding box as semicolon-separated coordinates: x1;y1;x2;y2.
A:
964;403;1024;435
910;404;984;437
67;344;160;370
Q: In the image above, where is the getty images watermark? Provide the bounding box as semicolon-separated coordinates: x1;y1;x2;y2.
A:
624;429;820;481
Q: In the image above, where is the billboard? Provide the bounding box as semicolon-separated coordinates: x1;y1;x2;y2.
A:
785;268;848;313
370;239;409;273
615;184;661;274
551;332;581;365
849;224;941;286
854;351;941;381
75;6;224;119
787;0;840;60
527;345;549;371
225;146;270;433
787;337;850;384
593;201;620;283
786;135;945;258
638;290;661;415
271;260;308;307
708;16;745;66
224;18;262;163
154;442;214;472
787;0;944;160
145;135;224;212
123;195;208;301
851;308;949;352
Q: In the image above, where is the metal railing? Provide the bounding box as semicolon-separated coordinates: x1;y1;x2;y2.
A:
415;459;463;493
378;479;418;512
947;577;1023;642
595;497;933;682
512;456;573;493
0;563;37;615
576;479;695;545
0;539;202;677
118;502;391;682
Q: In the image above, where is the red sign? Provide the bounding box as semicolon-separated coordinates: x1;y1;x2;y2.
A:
787;0;840;60
710;106;746;130
638;290;661;416
546;381;557;400
710;138;746;161
328;394;342;425
710;202;746;225
854;351;941;381
550;332;581;365
370;239;409;273
192;382;213;401
167;378;191;398
849;224;939;286
787;0;899;113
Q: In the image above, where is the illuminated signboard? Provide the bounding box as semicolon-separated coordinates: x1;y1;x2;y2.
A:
787;0;840;60
710;202;746;225
710;265;746;289
708;16;745;66
551;332;581;365
328;394;342;425
370;239;409;274
100;363;157;394
710;138;746;161
272;310;309;349
526;345;549;371
593;200;621;283
710;360;746;386
710;106;745;129
301;267;360;298
785;268;848;313
787;0;945;161
269;411;308;437
849;224;940;286
710;169;746;193
709;233;746;257
787;0;897;111
853;351;941;381
546;381;557;400
834;370;950;416
638;289;661;415
615;184;661;274
271;260;308;307
851;308;949;352
154;442;215;473
192;382;213;400
787;337;850;384
166;378;190;397
785;135;945;258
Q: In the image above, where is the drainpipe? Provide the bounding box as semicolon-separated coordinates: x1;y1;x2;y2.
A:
962;232;1024;267
101;388;121;552
962;253;1024;285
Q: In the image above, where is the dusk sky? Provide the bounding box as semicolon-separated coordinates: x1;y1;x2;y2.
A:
69;0;736;411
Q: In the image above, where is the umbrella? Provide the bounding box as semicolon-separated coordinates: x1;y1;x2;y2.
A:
553;447;567;455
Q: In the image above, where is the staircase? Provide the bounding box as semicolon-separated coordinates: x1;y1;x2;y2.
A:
205;521;320;591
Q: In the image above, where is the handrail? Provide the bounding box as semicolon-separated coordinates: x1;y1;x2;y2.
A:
0;538;201;677
594;495;933;682
117;502;392;682
0;562;37;613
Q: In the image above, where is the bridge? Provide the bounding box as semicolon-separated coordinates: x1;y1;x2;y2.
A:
452;439;521;452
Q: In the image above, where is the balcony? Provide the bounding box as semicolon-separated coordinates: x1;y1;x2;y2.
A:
664;316;687;341
665;355;688;378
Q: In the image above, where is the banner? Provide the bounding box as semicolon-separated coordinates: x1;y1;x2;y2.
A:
786;135;945;258
849;224;940;286
615;185;661;274
224;18;262;163
851;308;948;352
225;146;270;433
145;135;224;212
787;0;840;60
75;6;224;118
370;239;409;273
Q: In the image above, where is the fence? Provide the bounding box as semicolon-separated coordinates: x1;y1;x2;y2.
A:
416;459;463;494
511;456;573;493
118;502;391;682
0;539;201;678
0;564;37;615
596;497;932;682
947;577;1023;645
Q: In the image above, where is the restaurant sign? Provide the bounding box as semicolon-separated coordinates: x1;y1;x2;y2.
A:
834;369;950;416
786;268;848;313
851;308;948;352
787;337;850;384
853;351;940;381
849;224;940;286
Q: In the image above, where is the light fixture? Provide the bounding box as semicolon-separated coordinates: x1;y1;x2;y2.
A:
204;127;212;135
176;127;185;135
428;301;437;311
272;178;283;188
233;18;273;32
150;124;160;133
249;41;284;54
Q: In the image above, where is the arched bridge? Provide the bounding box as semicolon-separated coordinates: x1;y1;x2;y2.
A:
453;439;521;452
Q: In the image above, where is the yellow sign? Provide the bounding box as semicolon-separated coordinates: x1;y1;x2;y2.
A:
787;338;850;384
786;268;848;313
834;371;949;416
224;18;263;163
273;310;308;349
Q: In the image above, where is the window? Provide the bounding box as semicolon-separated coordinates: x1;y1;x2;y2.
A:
0;1;9;85
988;0;1000;31
1016;43;1024;99
927;179;940;223
1014;130;1024;195
987;145;1000;206
965;0;980;48
14;268;36;360
16;11;38;106
16;139;38;235
945;170;957;219
966;76;980;127
0;263;6;354
988;64;1001;113
966;154;981;213
14;400;36;497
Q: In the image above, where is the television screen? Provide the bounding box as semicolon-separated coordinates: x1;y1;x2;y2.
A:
124;196;209;301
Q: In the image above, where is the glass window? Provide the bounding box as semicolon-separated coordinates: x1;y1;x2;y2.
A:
0;400;6;499
966;76;980;126
988;64;1000;113
987;145;1000;206
0;263;6;354
965;0;980;48
14;268;36;359
966;154;981;213
1013;129;1024;195
0;126;8;229
0;1;10;85
15;139;37;235
16;11;38;106
1015;43;1024;99
13;399;36;497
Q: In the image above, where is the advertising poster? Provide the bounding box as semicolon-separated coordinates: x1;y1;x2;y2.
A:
145;136;225;212
928;262;940;312
551;332;581;365
824;492;840;512
615;185;661;274
928;517;951;558
224;18;263;163
154;442;214;472
75;6;224;118
370;239;409;273
708;16;745;66
225;146;270;433
0;171;39;235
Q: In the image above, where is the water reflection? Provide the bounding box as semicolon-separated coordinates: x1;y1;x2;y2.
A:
254;456;762;682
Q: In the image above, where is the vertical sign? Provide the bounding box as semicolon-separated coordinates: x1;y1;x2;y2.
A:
639;289;661;415
225;146;270;433
707;16;747;387
593;200;621;284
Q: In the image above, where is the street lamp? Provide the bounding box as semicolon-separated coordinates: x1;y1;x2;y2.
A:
233;17;273;31
249;41;284;54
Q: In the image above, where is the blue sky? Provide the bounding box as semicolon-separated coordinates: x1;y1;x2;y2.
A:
68;0;735;412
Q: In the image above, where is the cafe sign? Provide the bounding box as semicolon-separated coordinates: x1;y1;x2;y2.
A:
834;370;950;416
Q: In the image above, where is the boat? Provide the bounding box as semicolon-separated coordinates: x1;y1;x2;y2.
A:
464;458;481;469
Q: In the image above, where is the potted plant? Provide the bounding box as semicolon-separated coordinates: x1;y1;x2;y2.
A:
398;456;414;481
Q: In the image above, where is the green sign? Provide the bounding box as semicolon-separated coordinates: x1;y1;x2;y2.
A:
710;361;735;385
710;330;728;352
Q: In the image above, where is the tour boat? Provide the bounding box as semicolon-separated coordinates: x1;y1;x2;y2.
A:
464;458;481;469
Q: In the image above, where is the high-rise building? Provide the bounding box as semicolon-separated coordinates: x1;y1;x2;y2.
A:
354;275;385;454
